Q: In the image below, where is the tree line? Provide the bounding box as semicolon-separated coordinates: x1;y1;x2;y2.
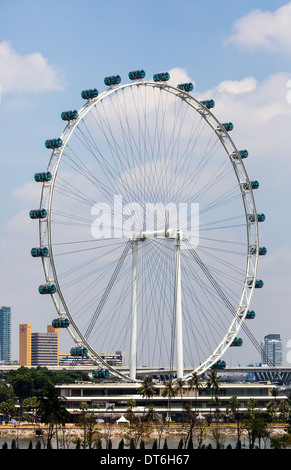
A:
1;367;291;449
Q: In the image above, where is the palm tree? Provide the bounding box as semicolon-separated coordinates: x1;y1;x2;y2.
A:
188;372;203;416
206;370;221;398
188;372;203;395
138;376;156;421
37;385;70;449
278;399;291;425
175;378;185;426
138;376;156;401
226;396;243;449
162;379;178;424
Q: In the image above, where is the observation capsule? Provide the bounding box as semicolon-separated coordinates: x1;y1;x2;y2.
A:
247;279;264;288
153;72;170;82
250;246;267;256
230;337;243;347
81;88;99;100
45;138;63;149
31;247;49;257
128;70;146;80
61;110;78;121
177;82;194;92
246;310;256;320
52;318;70;328
249;213;265;223
232;150;248;160
218;122;233;132
29;209;47;219
104;75;121;86
211;360;226;370
243;180;259;190
92;369;109;378
34;172;52;182
70;346;88;357
200;99;215;109
38;284;56;295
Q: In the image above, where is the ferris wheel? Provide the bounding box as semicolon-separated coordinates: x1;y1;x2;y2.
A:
30;69;266;382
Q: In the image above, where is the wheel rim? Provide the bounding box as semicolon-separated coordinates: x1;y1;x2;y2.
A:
35;77;260;382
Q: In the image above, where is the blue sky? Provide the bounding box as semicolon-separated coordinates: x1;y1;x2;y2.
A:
1;0;291;366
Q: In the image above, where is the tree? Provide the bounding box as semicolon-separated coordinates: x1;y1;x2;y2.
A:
162;379;178;424
244;400;271;449
7;367;35;417
5;367;90;404
125;399;138;424
271;433;291;449
145;403;159;425
188;372;203;408
0;399;16;422
37;385;70;449
138;376;156;420
0;381;15;403
226;396;243;449
206;370;220;398
175;378;185;426
23;397;40;423
279;399;291;425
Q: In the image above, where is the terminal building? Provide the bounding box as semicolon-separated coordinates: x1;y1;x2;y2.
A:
56;380;287;423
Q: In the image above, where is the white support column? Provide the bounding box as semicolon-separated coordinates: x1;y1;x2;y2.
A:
174;231;183;378
130;239;139;380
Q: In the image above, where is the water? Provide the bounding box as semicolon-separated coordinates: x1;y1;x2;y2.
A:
0;435;271;450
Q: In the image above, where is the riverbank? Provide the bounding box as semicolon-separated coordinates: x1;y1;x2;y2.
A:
0;422;288;445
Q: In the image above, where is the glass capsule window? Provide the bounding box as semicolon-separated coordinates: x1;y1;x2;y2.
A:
153;72;170;82
70;347;88;356
246;310;256;319
177;82;194;92
29;209;47;219
128;70;146;80
200;99;215;109
81;88;99;100
31;247;49;257
104;75;121;86
61;110;78;121
45;138;63;149
38;284;56;294
34;172;52;182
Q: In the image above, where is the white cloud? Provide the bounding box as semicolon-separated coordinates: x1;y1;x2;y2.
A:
0;41;66;94
225;2;291;54
12;181;41;204
167;67;195;88
217;77;257;95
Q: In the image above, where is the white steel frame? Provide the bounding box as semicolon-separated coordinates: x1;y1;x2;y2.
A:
37;80;259;383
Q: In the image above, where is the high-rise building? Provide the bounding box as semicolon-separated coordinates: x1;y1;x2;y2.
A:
19;324;32;366
261;334;283;367
0;306;11;364
19;324;59;366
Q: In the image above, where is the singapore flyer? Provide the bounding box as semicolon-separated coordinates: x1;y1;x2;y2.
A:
30;69;265;383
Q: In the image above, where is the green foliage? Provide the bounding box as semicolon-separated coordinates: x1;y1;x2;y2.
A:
4;366;89;400
0;380;15;402
271;433;291;449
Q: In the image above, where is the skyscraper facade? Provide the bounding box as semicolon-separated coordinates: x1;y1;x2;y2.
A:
19;324;32;366
0;306;11;364
19;324;59;366
261;334;283;367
